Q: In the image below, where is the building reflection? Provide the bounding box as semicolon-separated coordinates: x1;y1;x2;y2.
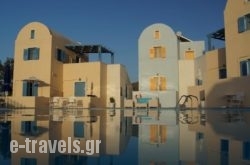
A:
0;121;11;164
125;109;179;165
9;109;50;165
2;108;133;165
1;108;250;164
182;109;250;165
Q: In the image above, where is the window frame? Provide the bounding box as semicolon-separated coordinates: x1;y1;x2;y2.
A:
30;29;35;39
185;50;195;60
56;48;68;63
219;67;227;79
149;46;166;59
22;81;38;96
149;76;167;91
20;121;38;135
238;14;250;33
240;59;250;76
23;47;40;61
154;30;160;39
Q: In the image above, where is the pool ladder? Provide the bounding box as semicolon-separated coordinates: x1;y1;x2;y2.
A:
176;95;199;110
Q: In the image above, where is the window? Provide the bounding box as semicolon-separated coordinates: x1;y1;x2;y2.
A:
30;30;35;39
21;158;37;165
196;132;204;141
154;30;160;39
150;125;167;143
240;59;250;76
238;16;246;33
125;85;128;98
200;90;205;101
196;132;204;151
22;81;38;96
149;76;166;91
238;14;250;33
185;50;195;60
243;141;250;160
150;77;158;91
74;82;85;96
196;79;203;85
23;48;39;60
20;121;38;135
56;49;68;63
74;121;84;138
219;67;227;79
149;46;166;59
159;77;166;90
196;69;203;85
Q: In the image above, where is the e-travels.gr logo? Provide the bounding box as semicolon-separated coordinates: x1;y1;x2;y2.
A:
10;137;101;155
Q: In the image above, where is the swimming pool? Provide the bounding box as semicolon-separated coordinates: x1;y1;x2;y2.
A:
0;108;249;165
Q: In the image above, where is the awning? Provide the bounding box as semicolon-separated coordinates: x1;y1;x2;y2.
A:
208;28;225;40
65;44;114;55
65;43;114;64
22;76;48;86
207;28;225;50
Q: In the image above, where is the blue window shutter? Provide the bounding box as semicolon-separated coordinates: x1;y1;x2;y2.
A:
243;141;250;160
55;49;59;61
56;49;63;62
238;16;246;33
32;82;38;96
74;121;84;138
20;157;26;165
23;49;29;60
34;48;39;60
22;81;27;96
21;121;26;134
62;51;66;63
21;158;37;165
220;139;229;165
55;156;64;165
247;60;250;76
241;61;248;76
30;158;37;165
221;139;229;152
63;51;68;63
31;121;37;134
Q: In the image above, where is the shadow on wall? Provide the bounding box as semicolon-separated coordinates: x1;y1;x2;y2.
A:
201;77;250;136
206;76;250;108
205;109;250;141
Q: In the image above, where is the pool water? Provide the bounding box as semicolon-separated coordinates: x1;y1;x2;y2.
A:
0;108;249;165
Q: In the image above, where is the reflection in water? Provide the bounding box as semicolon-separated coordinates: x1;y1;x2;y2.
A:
136;110;179;165
0;108;250;164
0;122;11;164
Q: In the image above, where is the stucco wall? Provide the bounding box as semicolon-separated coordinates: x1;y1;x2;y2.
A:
224;0;250;77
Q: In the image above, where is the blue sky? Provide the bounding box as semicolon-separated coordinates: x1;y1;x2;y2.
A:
0;0;227;82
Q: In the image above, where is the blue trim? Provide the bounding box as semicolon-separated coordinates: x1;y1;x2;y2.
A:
137;97;151;103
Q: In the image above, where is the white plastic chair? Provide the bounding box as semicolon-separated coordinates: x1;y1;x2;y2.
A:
68;96;76;108
230;92;244;107
50;97;60;108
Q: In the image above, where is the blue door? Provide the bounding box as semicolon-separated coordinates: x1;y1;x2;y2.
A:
74;82;85;97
